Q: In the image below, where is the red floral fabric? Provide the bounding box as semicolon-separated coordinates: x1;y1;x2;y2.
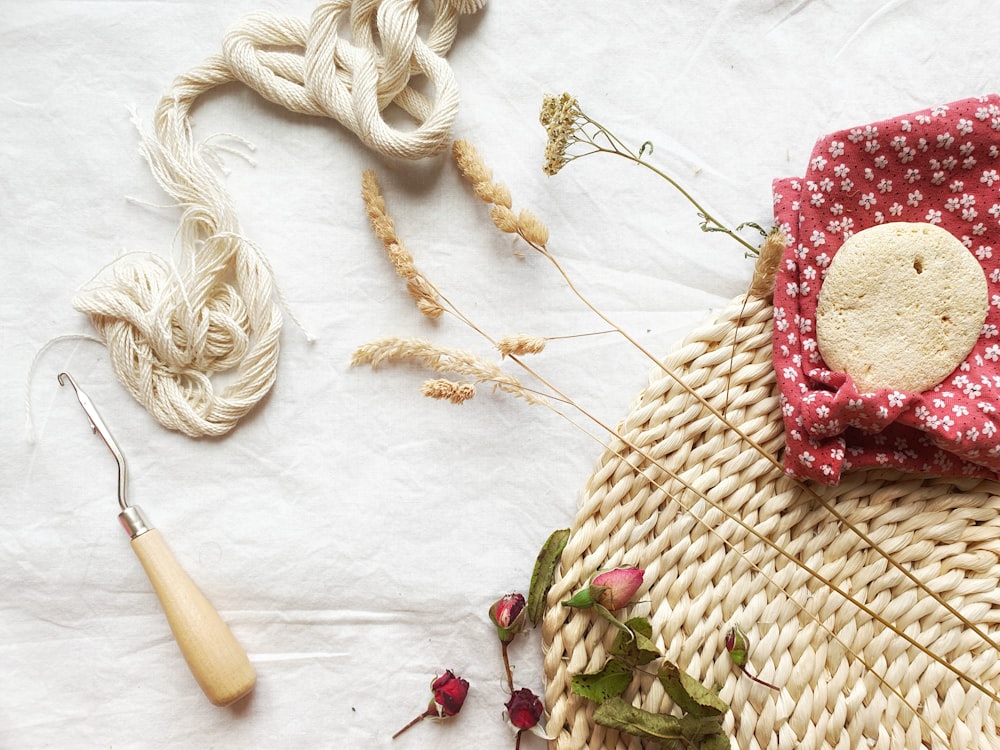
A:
772;95;1000;484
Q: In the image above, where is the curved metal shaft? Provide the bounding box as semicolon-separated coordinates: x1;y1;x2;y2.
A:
58;372;130;510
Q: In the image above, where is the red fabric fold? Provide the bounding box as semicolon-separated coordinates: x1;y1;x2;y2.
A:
772;95;1000;484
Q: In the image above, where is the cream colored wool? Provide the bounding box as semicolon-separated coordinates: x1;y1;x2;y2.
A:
74;0;485;437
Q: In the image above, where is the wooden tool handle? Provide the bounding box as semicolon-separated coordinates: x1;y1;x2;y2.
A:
130;529;257;706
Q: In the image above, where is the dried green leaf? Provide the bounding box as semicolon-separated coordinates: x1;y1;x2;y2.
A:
528;528;569;625
658;662;729;718
593;697;726;747
611;617;659;667
570;659;632;703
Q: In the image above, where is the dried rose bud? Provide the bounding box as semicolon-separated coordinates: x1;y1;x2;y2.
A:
427;670;470;718
564;568;645;611
490;593;528;644
392;670;470;739
505;687;544;730
724;625;749;667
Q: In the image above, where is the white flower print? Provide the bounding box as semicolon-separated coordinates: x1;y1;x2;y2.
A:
898;146;916;164
907;191;923;207
864;167;875;181
815;252;831;267
841;178;855;192
833;164;850;178
889;202;904;216
830;203;844;216
829;140;845;157
810;192;825;207
985;344;1000;362
950;180;965;192
901;119;913;131
983;323;999;338
802;266;817;281
931;171;946;186
982;169;999;186
874;211;885;224
937;132;955;148
967;426;980;441
864;140;880;154
954;404;970;417
874;155;889;169
810;230;826;246
799;451;816;466
976;245;992;260
931;105;950;117
816;405;830;419
943;156;958;170
985;421;997;438
811;155;828;171
990;204;1000;219
877;178;892;194
782;366;798;381
990;268;1000;283
905;168;921;184
980;401;997;414
960;142;976;157
859;192;876;209
958;117;974;135
819;177;835;192
925;209;942;224
848;128;865;144
962;206;978;222
891;135;907;151
887;391;905;408
964;156;977;170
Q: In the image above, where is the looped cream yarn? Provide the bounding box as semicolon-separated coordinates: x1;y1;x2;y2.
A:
74;0;485;437
541;268;1000;748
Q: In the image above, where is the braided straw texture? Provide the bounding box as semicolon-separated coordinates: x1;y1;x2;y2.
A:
541;292;1000;750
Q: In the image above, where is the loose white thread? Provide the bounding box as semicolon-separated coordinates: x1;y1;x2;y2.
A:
72;0;486;438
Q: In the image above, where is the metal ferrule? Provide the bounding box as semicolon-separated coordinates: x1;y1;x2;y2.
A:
119;505;153;538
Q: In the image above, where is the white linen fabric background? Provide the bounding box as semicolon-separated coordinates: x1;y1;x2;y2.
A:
3;1;1000;748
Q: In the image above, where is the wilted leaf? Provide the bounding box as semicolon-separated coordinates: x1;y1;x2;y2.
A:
570;659;632;703
527;528;569;625
611;617;660;667
593;697;726;747
658;662;729;718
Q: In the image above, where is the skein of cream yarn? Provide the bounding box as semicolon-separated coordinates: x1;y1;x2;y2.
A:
74;0;486;437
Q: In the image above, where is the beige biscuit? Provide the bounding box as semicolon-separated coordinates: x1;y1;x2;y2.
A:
815;222;987;394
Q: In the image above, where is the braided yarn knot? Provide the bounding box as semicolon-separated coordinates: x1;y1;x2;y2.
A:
73;0;484;437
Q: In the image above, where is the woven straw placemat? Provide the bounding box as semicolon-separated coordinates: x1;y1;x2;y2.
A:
540;282;1000;749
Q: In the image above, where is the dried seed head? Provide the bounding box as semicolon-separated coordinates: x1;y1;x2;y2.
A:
421;378;476;404
490;205;519;234
497;335;546;358
517;209;550;247
452;139;493;186
490;183;512;210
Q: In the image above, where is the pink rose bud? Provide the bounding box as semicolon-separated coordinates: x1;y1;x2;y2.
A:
505;687;544;730
489;593;528;643
427;670;470;718
591;567;644;610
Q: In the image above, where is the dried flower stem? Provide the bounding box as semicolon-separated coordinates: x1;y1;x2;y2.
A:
540;93;760;256
352;337;549;407
501;643;514;693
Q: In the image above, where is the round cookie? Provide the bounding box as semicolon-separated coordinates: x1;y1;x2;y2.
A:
815;222;987;394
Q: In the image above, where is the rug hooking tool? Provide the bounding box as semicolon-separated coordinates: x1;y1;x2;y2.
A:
58;372;256;706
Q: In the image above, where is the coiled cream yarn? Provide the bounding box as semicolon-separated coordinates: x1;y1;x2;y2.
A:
74;0;485;437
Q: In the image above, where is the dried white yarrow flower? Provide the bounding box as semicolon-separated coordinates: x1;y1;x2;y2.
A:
540;92;581;176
